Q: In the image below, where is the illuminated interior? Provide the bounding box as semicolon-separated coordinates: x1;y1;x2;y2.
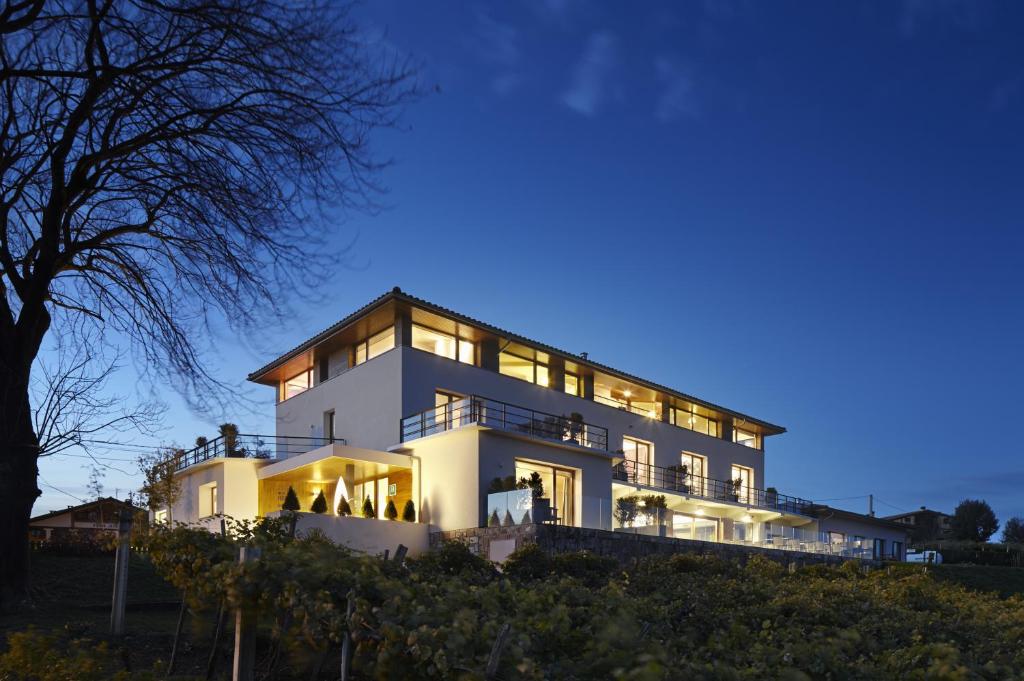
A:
514;458;576;526
669;404;719;437
281;368;313;401
257;455;412;519
733;426;762;449
498;345;549;386
411;324;475;364
355;327;395;365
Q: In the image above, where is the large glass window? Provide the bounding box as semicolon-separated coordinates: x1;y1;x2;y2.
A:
514;459;575;526
564;371;581;397
670;406;719;437
594;378;660;418
499;351;549;386
355;327;395;365
411;324;475;364
681;452;707;495
281;368;312;401
730;464;754;504
622;437;653;485
672;513;719;541
733;426;762;449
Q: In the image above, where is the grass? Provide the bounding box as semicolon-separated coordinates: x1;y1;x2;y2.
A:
929;563;1024;598
0;552;222;677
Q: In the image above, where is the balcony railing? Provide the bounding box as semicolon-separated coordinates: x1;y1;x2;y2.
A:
174;434;335;471
612;461;813;515
400;395;609;450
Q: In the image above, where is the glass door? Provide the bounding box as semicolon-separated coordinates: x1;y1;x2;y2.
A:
555;470;574;526
623;437;652;485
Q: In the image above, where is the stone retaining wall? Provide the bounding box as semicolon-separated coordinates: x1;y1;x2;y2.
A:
431;524;878;568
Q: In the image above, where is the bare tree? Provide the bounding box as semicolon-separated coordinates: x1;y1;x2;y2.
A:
137;448;183;524
31;331;160;459
0;0;413;605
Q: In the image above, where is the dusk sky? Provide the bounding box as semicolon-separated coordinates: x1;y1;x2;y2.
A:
36;1;1023;528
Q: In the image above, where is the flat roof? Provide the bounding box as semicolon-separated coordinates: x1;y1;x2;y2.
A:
248;288;786;435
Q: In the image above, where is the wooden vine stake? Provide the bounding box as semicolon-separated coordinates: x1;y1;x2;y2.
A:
232;546;261;681
109;506;133;636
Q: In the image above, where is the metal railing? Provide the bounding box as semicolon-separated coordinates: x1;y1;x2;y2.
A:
400;396;609;450
612;461;813;515
593;393;661;418
173;434;335;471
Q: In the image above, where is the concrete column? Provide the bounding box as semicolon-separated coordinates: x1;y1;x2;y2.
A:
479;338;500;372
394;307;412;347
548;356;565;392
660;397;671;423
721;416;734;442
582;372;595;400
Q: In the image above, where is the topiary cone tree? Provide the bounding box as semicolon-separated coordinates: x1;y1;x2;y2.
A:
362;496;375;518
384;499;398;520
282;486;301;512
311;490;328;514
402;499;416;522
337;496;352;516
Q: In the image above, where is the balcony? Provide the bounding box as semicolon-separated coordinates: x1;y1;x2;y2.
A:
400;395;609;451
174;434;335;471
612;461;813;516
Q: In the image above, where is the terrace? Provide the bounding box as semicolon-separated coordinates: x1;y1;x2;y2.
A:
400;395;610;451
612;461;813;516
173;434;336;471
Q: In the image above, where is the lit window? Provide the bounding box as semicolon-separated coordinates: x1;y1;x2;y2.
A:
565;372;580;397
733;426;761;449
154;509;168;525
281;368;313;401
730;465;754;504
670;406;719;437
199;482;218;517
355;327;395;366
499;351;548;386
681;452;706;495
411;324;475;364
622;437;653;485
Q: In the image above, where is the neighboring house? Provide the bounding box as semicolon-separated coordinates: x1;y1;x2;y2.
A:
164;288;907;561
883;507;952;544
30;497;142;545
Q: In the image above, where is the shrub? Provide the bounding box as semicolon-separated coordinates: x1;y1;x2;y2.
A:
488;509;500;527
951;499;999;541
310;490;328;513
337;496;352;516
282;486;300;512
0;628;130;681
362;496;375;518
410;540;497;585
402;499;416;522
384;499;398;520
503;544;553;581
1002;516;1024;544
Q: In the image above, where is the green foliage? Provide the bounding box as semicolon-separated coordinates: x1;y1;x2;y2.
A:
487;477;505;493
516;471;544;497
119;527;1024;679
0;628;159;681
361;495;375;518
310;490;327;514
1003;516;1024;544
218;422;239;454
951;498;999;541
402;499;416;522
384;499;398;520
282;486;300;512
337;496;352;516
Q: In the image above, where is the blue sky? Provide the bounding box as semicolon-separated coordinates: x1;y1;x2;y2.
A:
36;1;1024;529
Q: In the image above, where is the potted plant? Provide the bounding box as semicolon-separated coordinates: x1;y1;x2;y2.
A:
517;472;549;522
402;499;416;522
730;478;743;503
487;477;505;494
219;423;240;456
310;490;328;514
384;499;398;520
488;509;501;527
362;496;375;519
565;412;585;444
614;495;640;528
765;486;779;509
282;486;300;512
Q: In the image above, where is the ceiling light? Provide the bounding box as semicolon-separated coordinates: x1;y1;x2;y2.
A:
623;390;632;398
696;507;705;516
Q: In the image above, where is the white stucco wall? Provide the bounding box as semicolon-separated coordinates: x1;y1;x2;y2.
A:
274;347;403;452
169;459;264;525
399;348;766;490
267;511;428;557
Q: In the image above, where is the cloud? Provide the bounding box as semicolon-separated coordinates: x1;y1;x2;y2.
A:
470;12;523;97
654;58;698;122
562;31;619;116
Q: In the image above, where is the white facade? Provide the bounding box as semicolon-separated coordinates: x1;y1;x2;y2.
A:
164;289;907;561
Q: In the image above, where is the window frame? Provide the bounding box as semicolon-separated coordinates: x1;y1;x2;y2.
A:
280;368;313;402
498;350;549;387
354;327;395;366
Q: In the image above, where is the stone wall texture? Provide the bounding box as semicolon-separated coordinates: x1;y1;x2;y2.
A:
431;524;879;568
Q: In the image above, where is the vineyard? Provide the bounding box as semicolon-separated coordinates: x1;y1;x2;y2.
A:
3;520;1024;680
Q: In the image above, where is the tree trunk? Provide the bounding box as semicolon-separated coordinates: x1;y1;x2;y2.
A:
0;368;43;610
0;301;50;610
